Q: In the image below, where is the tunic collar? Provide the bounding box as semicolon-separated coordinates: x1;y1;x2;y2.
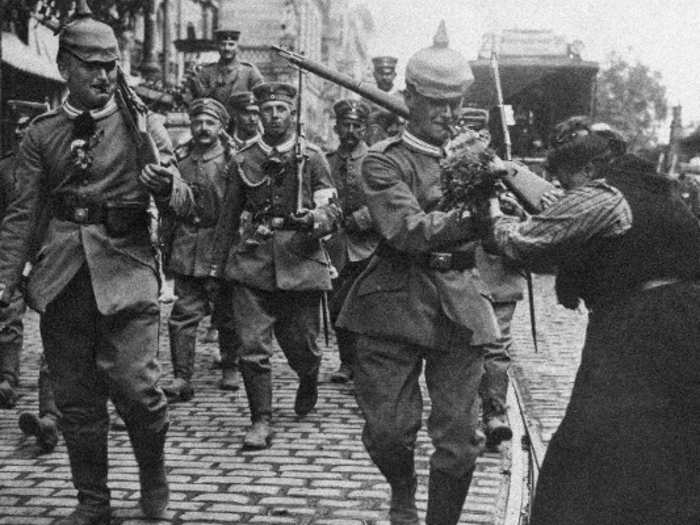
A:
63;96;119;121
337;141;368;161
402;130;446;158
191;141;224;162
259;135;296;157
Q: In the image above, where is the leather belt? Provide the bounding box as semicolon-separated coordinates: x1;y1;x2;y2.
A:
52;202;105;224
377;244;475;272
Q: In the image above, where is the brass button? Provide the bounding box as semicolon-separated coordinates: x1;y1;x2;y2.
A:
74;208;88;222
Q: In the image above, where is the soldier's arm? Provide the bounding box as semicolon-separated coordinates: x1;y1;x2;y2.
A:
307;149;341;237
0;131;45;306
209;161;245;277
248;64;265;90
361;150;477;254
146;113;194;217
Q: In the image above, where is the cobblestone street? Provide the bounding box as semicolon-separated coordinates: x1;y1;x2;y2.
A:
0;274;585;524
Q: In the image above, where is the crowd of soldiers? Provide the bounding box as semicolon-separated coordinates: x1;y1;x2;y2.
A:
1;4;699;525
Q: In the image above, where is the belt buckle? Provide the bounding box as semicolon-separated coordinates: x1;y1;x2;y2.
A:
429;252;452;272
73;207;89;223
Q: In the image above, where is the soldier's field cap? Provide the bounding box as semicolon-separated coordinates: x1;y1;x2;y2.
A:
372;56;398;72
214;28;241;41
229;92;259;113
405;21;473;99
333;99;370;123
189;98;230;126
58;3;120;63
253;82;297;105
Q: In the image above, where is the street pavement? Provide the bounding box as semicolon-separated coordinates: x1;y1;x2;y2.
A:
0;274;584;524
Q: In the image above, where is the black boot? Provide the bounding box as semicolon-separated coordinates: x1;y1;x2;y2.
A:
129;422;170;518
55;505;111;525
294;370;319;417
388;475;419;525
164;327;196;402
425;467;474;525
61;417;111;523
18;412;59;453
241;364;273;449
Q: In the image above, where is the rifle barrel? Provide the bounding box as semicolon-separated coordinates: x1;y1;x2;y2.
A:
273;46;410;120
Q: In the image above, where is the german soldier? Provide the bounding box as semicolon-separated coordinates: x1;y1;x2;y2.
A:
458;107;525;447
162;98;239;402
227;91;262;149
0;7;194;523
366;56;403;146
0;101;47;409
186;28;264;108
337;22;500;525
212;82;341;450
325;99;378;383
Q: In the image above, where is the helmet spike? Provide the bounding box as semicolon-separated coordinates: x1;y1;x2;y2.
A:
433;20;449;49
74;0;93;17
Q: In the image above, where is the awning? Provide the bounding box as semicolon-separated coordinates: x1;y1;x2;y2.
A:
1;31;64;83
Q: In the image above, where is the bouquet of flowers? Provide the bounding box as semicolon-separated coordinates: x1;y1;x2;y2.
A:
437;129;498;213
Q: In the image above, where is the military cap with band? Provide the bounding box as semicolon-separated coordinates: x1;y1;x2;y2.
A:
58;0;120;62
253;83;297;105
189;98;230;127
333;99;370;123
405;20;473;99
372;56;398;72
229;92;259;113
214;28;241;41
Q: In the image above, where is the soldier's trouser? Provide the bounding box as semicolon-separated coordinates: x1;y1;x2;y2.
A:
329;259;370;369
231;284;322;421
479;301;517;417
40;265;168;509
38;354;60;419
168;274;237;379
0;288;25;386
354;334;485;482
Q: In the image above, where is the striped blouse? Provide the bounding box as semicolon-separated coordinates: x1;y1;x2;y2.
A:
493;180;633;271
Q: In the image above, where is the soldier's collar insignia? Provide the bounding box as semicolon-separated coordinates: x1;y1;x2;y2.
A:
63;96;118;121
402;130;446;158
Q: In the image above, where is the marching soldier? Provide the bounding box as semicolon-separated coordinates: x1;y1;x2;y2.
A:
337;23;500;525
0;6;193;523
0;101;47;409
162;98;239;402
325;99;378;383
366;56;403;146
227;91;262;149
212;82;341;450
372;56;399;94
186;27;264;108
458;107;525;447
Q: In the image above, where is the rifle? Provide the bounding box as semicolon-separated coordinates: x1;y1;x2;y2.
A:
115;67;172;302
273;46;410;120
490;52;540;353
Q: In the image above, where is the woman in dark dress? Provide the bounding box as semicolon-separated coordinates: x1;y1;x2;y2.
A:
489;133;700;525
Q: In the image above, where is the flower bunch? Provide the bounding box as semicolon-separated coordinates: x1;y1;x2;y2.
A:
437;129;498;213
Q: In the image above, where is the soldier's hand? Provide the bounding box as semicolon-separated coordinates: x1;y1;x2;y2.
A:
140;163;173;198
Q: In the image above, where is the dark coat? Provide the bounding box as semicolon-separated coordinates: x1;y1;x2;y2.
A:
212;136;340;292
0;106;193;315
168;142;231;278
325;141;379;272
337;134;499;348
